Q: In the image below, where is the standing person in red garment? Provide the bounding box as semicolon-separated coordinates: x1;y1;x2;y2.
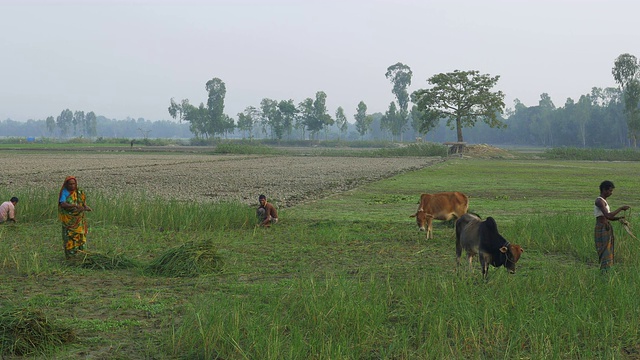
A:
594;180;630;272
58;176;92;259
256;194;278;227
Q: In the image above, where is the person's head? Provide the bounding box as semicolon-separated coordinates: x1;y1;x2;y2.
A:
600;180;615;193
259;194;266;206
64;176;78;192
10;197;18;204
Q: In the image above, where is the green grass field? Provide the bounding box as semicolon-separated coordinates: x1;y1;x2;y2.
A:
2;157;640;359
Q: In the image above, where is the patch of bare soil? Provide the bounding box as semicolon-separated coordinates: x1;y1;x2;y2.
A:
0;152;444;208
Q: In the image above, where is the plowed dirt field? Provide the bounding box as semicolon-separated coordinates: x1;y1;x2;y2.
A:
2;151;443;207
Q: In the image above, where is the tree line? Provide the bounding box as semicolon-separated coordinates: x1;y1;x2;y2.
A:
2;53;639;148
165;52;638;148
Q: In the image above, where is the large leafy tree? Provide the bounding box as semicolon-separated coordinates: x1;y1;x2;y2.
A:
354;101;371;139
612;53;640;147
411;70;505;142
385;63;413;141
410;105;438;139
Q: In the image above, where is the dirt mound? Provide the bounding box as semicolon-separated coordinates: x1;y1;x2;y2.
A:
460;144;515;159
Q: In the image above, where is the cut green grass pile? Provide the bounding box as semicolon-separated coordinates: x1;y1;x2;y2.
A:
0;306;75;357
144;239;222;277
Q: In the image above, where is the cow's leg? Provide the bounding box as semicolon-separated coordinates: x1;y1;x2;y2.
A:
455;240;462;268
480;254;490;279
426;217;433;239
467;254;474;272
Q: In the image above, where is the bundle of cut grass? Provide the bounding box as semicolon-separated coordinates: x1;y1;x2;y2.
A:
0;306;75;356
145;239;222;277
70;251;139;270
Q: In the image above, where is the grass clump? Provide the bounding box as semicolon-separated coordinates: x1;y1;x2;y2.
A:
145;239;222;277
0;305;75;356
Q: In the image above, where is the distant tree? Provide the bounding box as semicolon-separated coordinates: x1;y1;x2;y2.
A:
205;77;232;138
612;53;639;88
85;111;97;137
260;98;281;139
563;95;592;147
183;102;208;138
237;106;259;139
335;106;348;139
380;102;400;141
612;53;640;147
305;91;331;139
533;93;557;146
56;109;73;137
623;79;640;147
168;98;190;123
297;98;314;140
385;62;413;141
278;99;297;139
411;70;505;143
45;116;55;135
354;101;371;139
316;92;334;139
73;110;85;135
220;114;236;139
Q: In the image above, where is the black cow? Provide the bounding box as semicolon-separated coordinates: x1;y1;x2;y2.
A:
455;213;524;279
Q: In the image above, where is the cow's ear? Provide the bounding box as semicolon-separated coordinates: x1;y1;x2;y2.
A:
410;214;416;218
499;246;508;253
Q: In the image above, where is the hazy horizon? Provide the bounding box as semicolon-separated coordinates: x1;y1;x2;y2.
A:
2;0;638;123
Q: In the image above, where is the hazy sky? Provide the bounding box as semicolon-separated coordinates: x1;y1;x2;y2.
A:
1;0;638;123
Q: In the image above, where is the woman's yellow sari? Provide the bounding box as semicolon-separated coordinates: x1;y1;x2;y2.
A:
58;177;88;259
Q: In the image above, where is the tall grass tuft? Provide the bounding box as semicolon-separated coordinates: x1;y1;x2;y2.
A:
0;188;255;231
145;239;222;277
0;188;56;223
89;192;254;231
0;305;75;357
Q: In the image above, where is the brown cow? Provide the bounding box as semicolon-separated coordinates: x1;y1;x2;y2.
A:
410;191;469;239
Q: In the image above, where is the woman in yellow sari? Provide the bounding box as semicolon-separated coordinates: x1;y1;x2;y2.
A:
58;176;92;259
